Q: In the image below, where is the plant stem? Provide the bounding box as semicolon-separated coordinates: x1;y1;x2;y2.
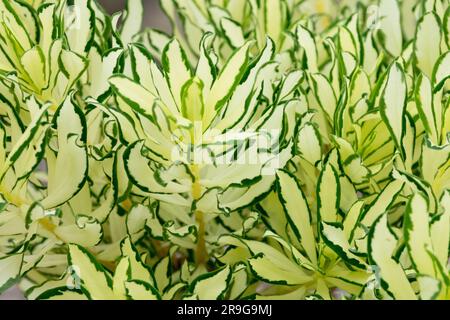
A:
195;209;207;264
191;164;208;265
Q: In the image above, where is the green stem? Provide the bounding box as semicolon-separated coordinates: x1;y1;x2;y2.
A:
191;165;208;265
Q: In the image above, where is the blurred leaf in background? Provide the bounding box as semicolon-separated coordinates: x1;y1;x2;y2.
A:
99;0;170;31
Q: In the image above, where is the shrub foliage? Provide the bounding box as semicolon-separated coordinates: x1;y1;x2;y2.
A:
0;0;449;300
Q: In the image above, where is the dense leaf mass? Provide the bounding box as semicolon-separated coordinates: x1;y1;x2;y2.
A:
0;0;449;300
